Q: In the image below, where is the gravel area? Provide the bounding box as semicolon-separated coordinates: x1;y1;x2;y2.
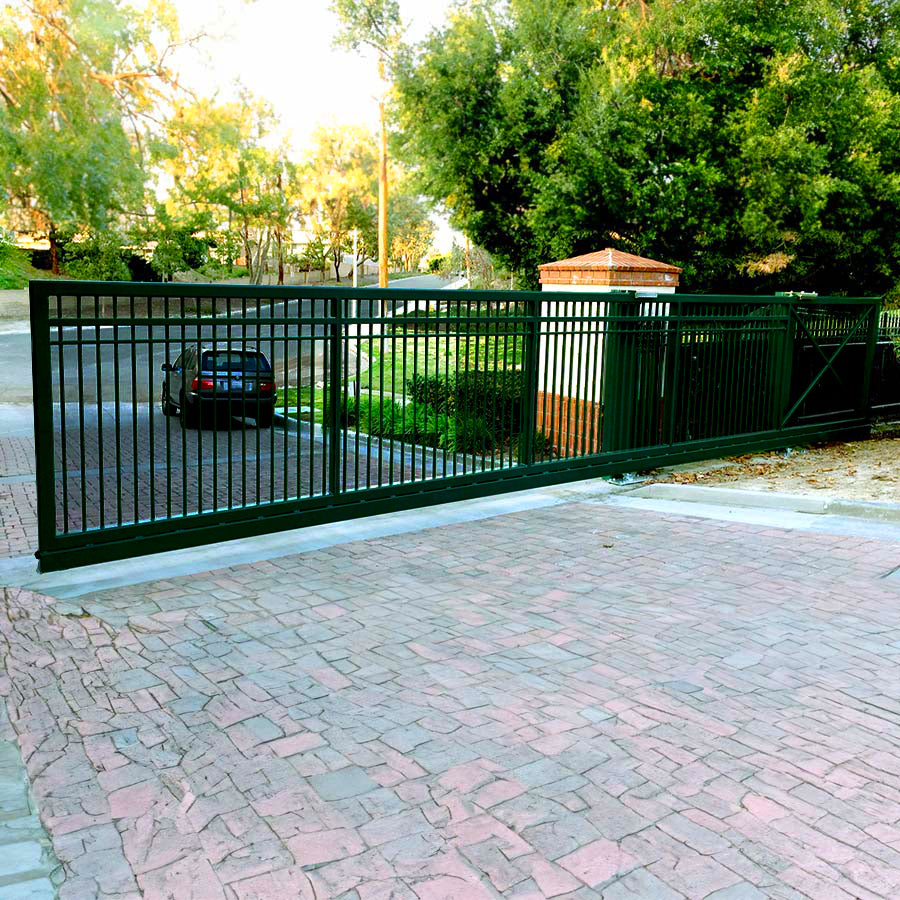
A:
650;433;900;504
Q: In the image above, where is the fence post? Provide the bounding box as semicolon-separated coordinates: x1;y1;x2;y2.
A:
774;299;796;430
29;282;56;571
328;295;343;496
518;295;541;466
663;298;682;446
859;299;881;420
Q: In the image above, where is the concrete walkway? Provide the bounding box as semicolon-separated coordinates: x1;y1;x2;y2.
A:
3;484;900;898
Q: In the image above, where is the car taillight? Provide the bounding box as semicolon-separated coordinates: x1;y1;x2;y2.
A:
190;378;198;390
259;381;275;393
191;378;214;391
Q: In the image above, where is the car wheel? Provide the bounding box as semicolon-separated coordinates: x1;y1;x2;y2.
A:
180;392;199;428
161;386;177;416
255;404;274;428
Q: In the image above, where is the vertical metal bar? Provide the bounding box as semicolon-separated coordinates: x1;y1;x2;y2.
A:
663;302;680;446
164;296;171;519
396;298;406;485
363;298;371;490
488;300;498;471
112;295;122;525
282;298;289;503
444;299;453;474
226;295;233;510
452;294;460;476
352;298;360;493
342;298;349;492
539;298;552;462
93;295;105;528
329;295;342;496
859;300;880;420
500;299;510;468
519;295;540;467
379;297;386;486
295;296;303;500
776;300;796;430
210;299;219;510
75;295;88;530
30;284;57;568
430;299;438;477
195;297;204;515
56;294;68;533
268;297;278;503
255;296;262;504
388;299;396;487
147;291;156;521
462;295;472;475
573;297;586;456
179;295;187;517
411;297;419;481
241;295;247;507
587;295;603;456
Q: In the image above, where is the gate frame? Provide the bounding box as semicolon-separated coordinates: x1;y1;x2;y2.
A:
29;281;880;573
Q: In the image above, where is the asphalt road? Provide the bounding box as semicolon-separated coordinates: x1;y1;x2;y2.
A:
0;275;453;410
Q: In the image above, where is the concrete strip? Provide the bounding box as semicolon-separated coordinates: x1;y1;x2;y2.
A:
0;476;622;600
606;495;900;543
629;483;829;514
631;482;900;524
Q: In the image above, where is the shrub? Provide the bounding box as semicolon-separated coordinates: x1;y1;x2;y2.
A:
0;235;29;288
406;373;455;411
452;369;524;442
62;232;131;281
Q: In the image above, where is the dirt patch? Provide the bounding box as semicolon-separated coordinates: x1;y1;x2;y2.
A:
648;433;900;504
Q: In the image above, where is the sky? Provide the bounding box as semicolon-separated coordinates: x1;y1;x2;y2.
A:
170;0;456;153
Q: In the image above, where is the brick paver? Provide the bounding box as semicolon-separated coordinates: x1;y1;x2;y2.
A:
3;500;900;897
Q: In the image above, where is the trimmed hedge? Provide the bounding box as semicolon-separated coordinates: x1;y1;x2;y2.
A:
406;369;525;443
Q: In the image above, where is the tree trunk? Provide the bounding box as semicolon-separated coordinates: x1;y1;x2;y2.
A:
49;226;60;276
276;227;284;285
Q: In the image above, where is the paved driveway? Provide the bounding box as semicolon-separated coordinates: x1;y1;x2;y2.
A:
3;497;900;898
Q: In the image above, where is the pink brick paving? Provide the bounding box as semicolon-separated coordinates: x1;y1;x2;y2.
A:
3;502;900;897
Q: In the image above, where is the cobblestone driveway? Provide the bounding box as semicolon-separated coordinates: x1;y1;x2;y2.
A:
3;500;900;898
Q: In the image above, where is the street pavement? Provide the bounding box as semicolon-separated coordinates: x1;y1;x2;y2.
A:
3;457;900;896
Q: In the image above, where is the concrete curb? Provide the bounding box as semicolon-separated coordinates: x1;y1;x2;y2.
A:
630;483;900;523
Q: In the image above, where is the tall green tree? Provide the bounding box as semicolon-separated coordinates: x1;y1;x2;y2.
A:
0;0;188;272
301;124;378;282
155;97;296;283
395;0;900;294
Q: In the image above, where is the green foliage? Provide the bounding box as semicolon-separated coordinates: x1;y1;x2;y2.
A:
61;231;131;281
394;0;900;294
0;234;28;288
0;1;180;256
337;392;495;455
405;368;525;444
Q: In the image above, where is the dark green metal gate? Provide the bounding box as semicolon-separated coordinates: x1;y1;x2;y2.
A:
29;281;880;572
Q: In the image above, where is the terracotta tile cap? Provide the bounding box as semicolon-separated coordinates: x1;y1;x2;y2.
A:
538;248;683;274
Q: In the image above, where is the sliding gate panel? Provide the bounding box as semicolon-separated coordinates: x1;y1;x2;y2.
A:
30;282;880;572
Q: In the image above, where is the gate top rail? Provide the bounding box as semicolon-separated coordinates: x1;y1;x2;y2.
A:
29;279;880;305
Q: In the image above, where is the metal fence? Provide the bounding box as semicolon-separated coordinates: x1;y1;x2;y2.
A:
30;281;881;571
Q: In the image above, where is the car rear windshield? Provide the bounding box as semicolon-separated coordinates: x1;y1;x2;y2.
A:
201;351;271;373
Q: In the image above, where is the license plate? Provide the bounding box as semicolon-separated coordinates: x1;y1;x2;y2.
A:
216;380;243;392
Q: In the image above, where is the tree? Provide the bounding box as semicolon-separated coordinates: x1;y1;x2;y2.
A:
332;0;403;291
0;0;190;272
301;125;378;282
388;189;433;271
394;0;900;294
155;97;296;284
131;206;212;280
